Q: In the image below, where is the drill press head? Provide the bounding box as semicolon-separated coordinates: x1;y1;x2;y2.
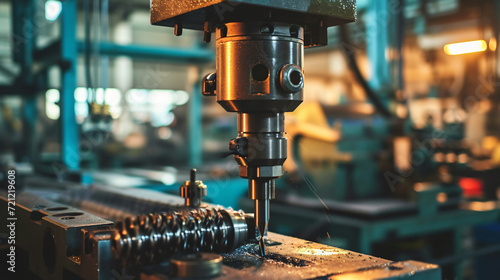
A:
150;0;356;256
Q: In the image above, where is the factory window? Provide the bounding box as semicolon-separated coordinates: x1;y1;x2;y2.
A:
125;89;189;127
46;88;122;122
75;87;122;121
45;89;60;120
44;89;187;122
74;88;88;123
103;88;122;119
105;88;121;106
45;0;62;22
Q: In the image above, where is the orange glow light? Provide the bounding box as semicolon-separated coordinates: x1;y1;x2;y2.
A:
490;37;497;51
444;40;487;55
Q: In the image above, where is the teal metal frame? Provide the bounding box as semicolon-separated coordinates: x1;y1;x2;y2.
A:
6;0;215;175
60;0;80;171
138;177;248;209
188;70;203;167
76;42;214;63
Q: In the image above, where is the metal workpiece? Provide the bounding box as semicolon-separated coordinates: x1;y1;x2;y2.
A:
150;0;356;47
179;169;207;208
218;233;441;280
111;207;255;266
1;190;441;279
169;253;223;278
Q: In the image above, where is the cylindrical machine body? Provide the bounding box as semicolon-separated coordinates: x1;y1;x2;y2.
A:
216;22;304;181
237;113;286;172
216;22;304;113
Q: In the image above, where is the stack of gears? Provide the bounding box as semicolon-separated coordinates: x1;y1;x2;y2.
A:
111;207;254;266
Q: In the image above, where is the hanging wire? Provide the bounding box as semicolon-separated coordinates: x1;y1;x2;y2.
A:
84;0;95;104
101;0;109;90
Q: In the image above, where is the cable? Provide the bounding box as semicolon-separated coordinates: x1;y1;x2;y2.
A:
84;0;95;104
339;24;393;118
100;0;109;89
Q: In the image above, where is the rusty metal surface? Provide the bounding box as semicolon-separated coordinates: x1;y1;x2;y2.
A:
0;189;440;279
2;191;113;228
328;260;441;280
0;191;115;280
151;0;356;29
140;232;440;280
221;233;389;279
220;233;440;279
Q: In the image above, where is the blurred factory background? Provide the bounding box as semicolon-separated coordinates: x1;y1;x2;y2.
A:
1;0;500;279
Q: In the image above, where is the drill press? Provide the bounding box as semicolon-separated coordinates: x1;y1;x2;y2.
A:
151;0;356;256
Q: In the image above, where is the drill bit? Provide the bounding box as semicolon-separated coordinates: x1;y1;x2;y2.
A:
255;199;269;256
249;179;274;257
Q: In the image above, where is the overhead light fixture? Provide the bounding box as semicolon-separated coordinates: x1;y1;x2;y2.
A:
444;40;487;56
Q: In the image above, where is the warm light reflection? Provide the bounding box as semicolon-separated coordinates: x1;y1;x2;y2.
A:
490;37;497;51
464;201;498;211
297;248;346;256
444;40;487;55
436;192;447;203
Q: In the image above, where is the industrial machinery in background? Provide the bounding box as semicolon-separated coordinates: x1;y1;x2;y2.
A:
243;1;500;279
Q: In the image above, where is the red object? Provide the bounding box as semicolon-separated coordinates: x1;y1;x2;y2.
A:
459;177;483;197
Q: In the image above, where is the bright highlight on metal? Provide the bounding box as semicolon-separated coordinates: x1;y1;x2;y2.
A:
444;40;487;55
297;248;346;256
489;38;497;51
